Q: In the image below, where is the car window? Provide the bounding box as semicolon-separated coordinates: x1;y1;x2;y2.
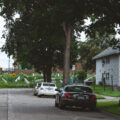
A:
65;86;92;93
43;83;49;86
49;84;55;87
82;87;93;93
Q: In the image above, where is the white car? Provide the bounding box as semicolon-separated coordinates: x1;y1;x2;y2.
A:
34;83;41;96
37;82;58;97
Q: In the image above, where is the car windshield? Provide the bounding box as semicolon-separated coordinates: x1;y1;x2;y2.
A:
49;84;55;87
65;86;93;93
43;83;49;86
43;83;55;87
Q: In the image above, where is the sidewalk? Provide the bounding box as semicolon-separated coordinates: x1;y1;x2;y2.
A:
97;94;120;102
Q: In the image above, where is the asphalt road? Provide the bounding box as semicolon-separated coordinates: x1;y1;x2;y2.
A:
0;88;119;120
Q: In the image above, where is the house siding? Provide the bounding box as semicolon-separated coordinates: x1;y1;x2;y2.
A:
96;59;102;85
118;55;120;86
96;55;119;86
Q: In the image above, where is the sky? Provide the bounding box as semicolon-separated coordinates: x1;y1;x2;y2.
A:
0;16;14;69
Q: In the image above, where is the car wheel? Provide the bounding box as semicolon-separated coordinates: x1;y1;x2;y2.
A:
34;92;37;96
53;95;56;98
81;106;86;110
38;95;42;97
89;105;96;111
59;99;65;109
55;101;59;107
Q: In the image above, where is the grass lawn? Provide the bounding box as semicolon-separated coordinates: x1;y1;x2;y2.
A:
91;85;120;97
97;101;120;115
97;95;105;99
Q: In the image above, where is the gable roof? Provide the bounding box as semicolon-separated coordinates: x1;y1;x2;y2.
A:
93;47;120;60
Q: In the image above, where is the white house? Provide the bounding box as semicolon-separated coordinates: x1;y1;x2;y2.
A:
93;47;120;86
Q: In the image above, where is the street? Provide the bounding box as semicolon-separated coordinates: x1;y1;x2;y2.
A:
0;88;119;120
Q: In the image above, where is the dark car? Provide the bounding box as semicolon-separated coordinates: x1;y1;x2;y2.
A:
55;84;97;110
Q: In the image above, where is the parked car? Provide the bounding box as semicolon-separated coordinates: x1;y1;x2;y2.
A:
55;84;97;110
34;83;41;96
37;82;58;97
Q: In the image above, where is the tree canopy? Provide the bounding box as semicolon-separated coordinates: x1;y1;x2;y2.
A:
0;0;120;84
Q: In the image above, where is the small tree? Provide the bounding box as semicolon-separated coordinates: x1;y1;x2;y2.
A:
77;70;87;83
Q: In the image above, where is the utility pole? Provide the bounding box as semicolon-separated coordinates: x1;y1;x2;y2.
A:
8;56;10;73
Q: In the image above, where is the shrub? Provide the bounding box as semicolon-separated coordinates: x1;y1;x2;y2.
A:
77;70;87;83
99;81;103;86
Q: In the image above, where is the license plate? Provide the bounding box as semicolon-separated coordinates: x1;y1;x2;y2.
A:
78;96;84;100
47;88;53;90
84;95;89;100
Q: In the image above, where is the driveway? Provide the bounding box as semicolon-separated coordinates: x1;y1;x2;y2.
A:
0;88;119;120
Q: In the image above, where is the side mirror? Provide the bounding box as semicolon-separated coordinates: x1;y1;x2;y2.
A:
55;89;60;92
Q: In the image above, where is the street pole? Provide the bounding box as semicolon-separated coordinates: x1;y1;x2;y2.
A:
72;65;75;83
8;57;10;73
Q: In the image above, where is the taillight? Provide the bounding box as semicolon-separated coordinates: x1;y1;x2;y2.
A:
40;88;44;90
64;93;71;99
92;95;96;100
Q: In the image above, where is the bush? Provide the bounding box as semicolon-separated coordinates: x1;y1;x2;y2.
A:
99;81;103;86
77;70;87;83
89;77;96;83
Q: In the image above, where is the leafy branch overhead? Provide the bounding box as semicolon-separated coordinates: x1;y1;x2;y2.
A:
0;0;120;83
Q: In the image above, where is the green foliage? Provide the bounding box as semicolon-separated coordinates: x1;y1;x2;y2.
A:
1;0;120;84
0;73;63;88
76;70;87;83
78;33;111;71
89;77;96;83
0;73;44;88
96;96;105;99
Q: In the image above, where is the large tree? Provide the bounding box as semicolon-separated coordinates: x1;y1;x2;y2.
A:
2;10;79;82
0;0;92;84
1;0;120;84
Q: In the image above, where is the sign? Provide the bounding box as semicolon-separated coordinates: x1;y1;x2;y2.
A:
72;65;75;71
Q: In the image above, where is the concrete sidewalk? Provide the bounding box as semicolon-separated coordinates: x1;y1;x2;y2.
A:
97;94;120;102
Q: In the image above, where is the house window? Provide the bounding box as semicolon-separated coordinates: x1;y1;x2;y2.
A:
102;59;105;67
106;73;109;80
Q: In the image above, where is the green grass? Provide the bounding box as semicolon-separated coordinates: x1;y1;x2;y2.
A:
97;101;120;115
91;85;120;97
0;73;42;88
97;95;105;99
0;73;63;88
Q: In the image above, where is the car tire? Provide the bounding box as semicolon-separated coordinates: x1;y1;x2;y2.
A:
55;102;59;107
34;92;37;96
59;99;65;109
89;105;96;111
38;95;42;97
53;95;56;98
81;106;86;110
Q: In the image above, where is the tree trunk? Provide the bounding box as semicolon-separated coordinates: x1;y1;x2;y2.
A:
62;23;72;85
43;66;52;82
46;65;52;82
43;69;47;82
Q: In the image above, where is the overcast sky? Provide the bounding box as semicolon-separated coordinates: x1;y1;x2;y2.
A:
0;16;14;69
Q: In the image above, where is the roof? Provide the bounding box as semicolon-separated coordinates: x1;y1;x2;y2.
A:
93;47;120;60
